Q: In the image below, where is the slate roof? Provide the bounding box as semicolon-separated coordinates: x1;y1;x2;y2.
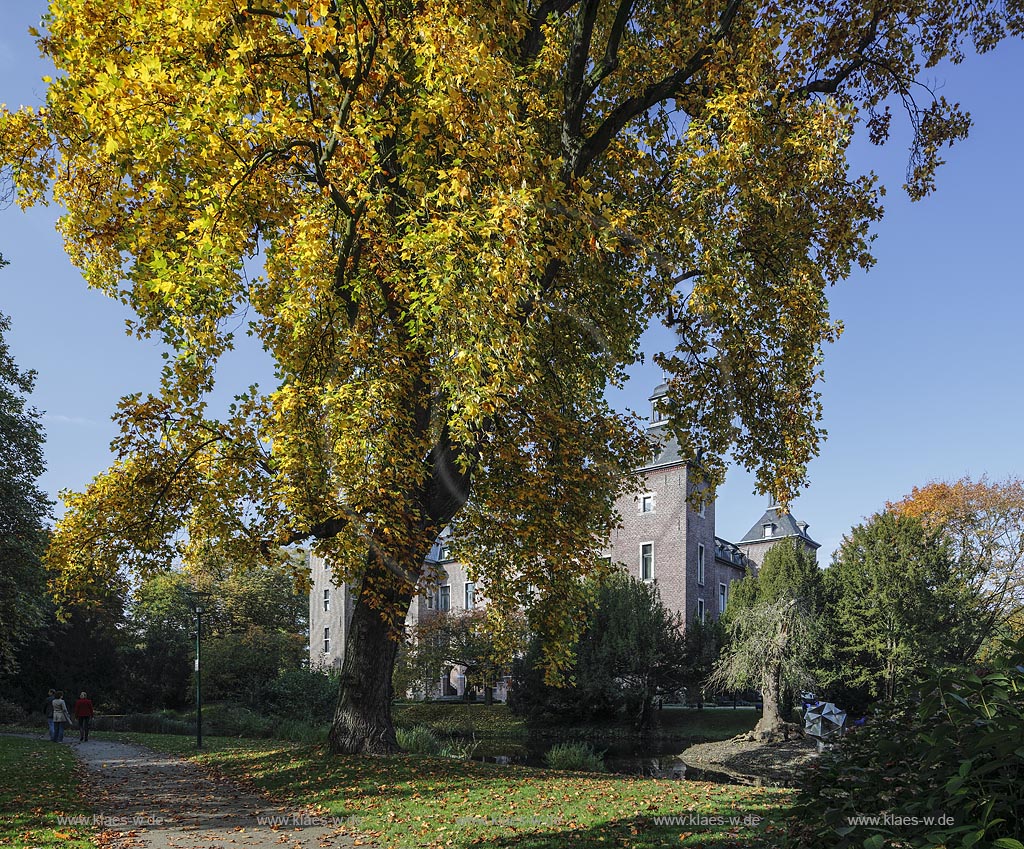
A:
714;536;751;570
738;505;820;549
642;421;686;470
643;382;688;470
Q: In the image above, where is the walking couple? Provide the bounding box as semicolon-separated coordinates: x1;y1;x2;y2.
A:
44;690;94;742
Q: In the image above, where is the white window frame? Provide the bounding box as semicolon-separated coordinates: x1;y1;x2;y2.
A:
465;581;476;609
697;543;705;586
719;582;728;613
323;626;330;654
698;499;706;518
323;588;331;611
640;542;654;582
438;584;451;612
763;523;773;538
640;493;655;514
697;598;705;624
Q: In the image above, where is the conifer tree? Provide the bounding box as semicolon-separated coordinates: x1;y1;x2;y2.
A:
823;511;983;702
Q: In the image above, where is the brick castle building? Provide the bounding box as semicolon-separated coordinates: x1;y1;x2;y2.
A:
309;382;819;695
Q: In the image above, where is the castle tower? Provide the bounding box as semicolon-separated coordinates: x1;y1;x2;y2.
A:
734;500;820;568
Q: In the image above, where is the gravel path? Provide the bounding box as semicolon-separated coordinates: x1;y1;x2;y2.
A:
60;737;362;849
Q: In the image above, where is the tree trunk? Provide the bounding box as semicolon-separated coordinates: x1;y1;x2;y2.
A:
636;693;653;732
326;409;474;754
755;665;783;735
328;560;415;755
484;685;494;705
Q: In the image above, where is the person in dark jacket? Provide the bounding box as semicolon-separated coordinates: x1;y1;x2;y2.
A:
43;689;55;741
73;692;94;742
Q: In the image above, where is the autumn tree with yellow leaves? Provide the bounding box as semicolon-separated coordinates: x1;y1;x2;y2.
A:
2;0;1020;753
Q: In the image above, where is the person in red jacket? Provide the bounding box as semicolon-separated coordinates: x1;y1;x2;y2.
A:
73;692;94;742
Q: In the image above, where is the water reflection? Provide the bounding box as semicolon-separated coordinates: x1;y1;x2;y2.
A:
469;738;737;782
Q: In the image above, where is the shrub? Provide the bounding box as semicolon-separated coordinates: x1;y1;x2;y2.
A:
543;742;607;772
272;718;327;744
787;637;1024;849
201;628;307;703
396;725;442;755
90;713;193;735
260;667;338;723
89;706;325;742
438;738;480;760
0;698;28;725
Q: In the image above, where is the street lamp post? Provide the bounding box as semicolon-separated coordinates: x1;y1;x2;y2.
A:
181;589;212;749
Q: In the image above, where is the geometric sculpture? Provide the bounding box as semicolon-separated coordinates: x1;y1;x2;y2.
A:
803;701;847;741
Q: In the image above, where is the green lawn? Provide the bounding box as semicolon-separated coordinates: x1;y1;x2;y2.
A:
105;731;792;849
0;735;95;849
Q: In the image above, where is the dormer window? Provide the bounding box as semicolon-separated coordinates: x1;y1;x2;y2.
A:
763;523;774;538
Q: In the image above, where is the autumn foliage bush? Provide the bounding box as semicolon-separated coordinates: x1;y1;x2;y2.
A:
787;638;1024;849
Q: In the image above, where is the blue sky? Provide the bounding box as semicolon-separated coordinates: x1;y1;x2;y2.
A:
2;3;1022;564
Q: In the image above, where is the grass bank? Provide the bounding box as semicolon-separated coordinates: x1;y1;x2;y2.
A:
88;703;327;743
0;735;95;849
101;731;791;848
394;702;760;742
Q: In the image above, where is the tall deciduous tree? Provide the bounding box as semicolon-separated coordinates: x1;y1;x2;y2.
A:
709;540;822;736
889;476;1024;644
822;511;984;702
126;556;309;708
0;255;52;674
2;1;1019;752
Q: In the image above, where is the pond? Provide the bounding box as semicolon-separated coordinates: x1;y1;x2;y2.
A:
468;736;740;782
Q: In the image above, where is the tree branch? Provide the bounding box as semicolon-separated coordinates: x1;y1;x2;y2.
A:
579;0;635;108
796;7;882;95
518;0;583;64
571;0;741;177
563;0;603;146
